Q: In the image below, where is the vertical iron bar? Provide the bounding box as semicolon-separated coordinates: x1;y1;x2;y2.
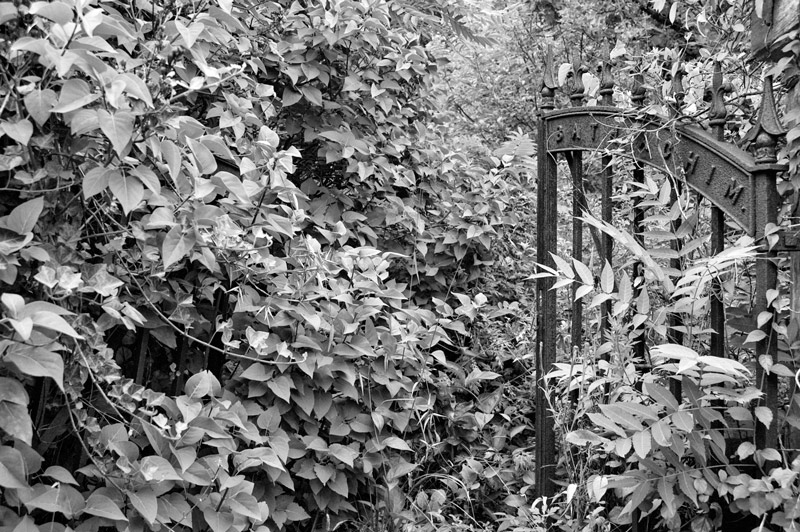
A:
631;72;647;363
598;56;614;365
569;152;584;405
535;51;559;500
568;60;587;405
746;76;783;451
709;62;730;360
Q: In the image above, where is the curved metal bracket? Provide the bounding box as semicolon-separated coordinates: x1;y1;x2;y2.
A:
541;106;786;235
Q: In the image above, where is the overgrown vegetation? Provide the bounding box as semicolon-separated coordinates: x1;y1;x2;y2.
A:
0;0;799;531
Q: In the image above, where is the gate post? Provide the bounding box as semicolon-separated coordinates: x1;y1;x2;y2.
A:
744;76;785;450
535;47;559;500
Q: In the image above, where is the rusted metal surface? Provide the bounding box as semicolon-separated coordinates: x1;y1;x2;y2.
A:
534;45;558;500
567;56;587;406
746;76;784;451
568;150;584;406
709;62;731;360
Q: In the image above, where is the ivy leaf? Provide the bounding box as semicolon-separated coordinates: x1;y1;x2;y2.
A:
51;79;99;114
25;484;85;518
82;167;111;198
381;436;411;451
1;119;34;146
0;402;32;444
203;509;233;532
0;377;28;405
28;311;82;339
267;375;292;403
187;137;217;175
11;515;37;532
29;1;74;24
139;456;182;481
0;446;28;488
284;502;310;522
127;489;157;524
162;226;196;269
314;463;336;485
108;170;143;214
98;110;134;156
5;197;44;234
43;466;78;485
300;86;323;106
328;471;349;497
84;492;128;521
175;20;205;48
744;329;767;345
184;370;221;399
4;344;64;391
282;89;302;107
328;443;358;467
130;165;161;195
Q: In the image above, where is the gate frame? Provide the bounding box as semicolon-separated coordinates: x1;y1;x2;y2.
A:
533;54;786;501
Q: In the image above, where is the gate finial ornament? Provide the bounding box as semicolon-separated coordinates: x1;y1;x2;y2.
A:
670;62;686;115
570;60;588;107
598;42;614;106
742;75;786;164
541;45;557;111
709;61;733;135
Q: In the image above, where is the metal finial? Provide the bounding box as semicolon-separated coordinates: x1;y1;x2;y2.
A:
598;42;614;106
709;61;733;139
742;76;786;164
570;60;587;107
632;71;646;108
541;45;557;111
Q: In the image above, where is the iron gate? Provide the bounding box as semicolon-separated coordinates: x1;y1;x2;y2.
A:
533;51;790;502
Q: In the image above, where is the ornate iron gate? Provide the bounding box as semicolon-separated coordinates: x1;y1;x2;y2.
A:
533;52;788;501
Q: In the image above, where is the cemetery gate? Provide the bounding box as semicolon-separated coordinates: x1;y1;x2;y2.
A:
532;52;795;513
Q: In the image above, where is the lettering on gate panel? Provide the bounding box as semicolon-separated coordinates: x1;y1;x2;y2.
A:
683;151;699;175
705;165;717;185
572;123;580;141
555;125;564;143
590;122;599;143
724;177;745;206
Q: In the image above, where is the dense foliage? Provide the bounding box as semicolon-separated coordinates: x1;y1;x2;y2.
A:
1;0;800;531
0;0;527;530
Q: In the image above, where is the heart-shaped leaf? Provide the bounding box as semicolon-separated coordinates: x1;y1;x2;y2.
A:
1;119;34;146
6;197;44;234
162;225;196;268
98;110;134;156
83;166;111;198
108;170;143;214
84;492;128;521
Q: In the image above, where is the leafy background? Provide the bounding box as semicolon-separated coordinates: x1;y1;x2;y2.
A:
0;0;799;531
